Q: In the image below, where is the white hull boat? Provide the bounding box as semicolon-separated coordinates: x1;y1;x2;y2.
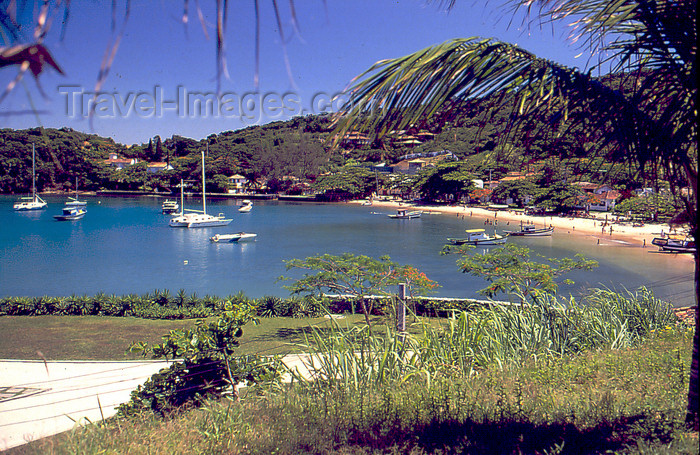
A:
162;199;179;214
238;200;253;212
65;178;87;207
169;152;231;228
448;228;508;246
210;232;257;242
388;209;421;219
14;144;47;211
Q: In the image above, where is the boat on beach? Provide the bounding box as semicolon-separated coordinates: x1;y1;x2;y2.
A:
448;228;508;246
13;144;47;212
238;200;253;212
651;235;696;253
53;206;86;221
388;209;421;219
210;232;257;242
504;224;554;236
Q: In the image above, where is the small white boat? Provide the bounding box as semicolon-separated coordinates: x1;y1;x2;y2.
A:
388;209;421;219
448;228;507;246
161;199;180;214
504;224;554;236
14;144;47;211
53;206;86;221
210;232;257;243
238;200;253;212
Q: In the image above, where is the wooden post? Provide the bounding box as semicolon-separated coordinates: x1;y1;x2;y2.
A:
397;283;406;332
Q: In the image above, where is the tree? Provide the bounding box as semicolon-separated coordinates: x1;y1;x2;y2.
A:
413;161;474;202
282;253;438;328
613;192;679;222
312;165;376;201
331;0;697;426
453;243;598;302
534;181;588;214
491;179;538;207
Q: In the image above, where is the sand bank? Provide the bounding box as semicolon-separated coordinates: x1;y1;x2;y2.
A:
353;199;694;263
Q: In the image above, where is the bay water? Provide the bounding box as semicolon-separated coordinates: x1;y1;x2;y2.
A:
0;195;694;307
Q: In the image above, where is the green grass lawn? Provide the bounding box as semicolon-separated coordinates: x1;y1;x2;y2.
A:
0;314;426;360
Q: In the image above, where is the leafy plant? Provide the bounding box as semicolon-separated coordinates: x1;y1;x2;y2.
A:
122;299;284;416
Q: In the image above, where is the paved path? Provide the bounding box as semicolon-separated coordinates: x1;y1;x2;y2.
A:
0;360;173;451
0;355;315;451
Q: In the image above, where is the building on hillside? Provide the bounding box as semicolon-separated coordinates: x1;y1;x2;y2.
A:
227;174;248;194
147;162;174;173
104;153;137;169
338;132;371;148
571;182;620;211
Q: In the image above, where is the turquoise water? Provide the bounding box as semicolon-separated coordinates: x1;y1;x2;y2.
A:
0;195;694;306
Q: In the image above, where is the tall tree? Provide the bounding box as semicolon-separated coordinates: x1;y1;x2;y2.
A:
332;0;697;426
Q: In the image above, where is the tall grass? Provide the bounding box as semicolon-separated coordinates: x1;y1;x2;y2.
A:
291;289;680;389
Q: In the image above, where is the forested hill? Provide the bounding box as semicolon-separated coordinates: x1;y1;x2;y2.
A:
0;73;643;194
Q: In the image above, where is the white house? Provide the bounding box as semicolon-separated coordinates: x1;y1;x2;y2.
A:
227;174;248;194
104;153;137;169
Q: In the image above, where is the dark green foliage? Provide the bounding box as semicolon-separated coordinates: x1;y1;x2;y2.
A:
120;302;284;416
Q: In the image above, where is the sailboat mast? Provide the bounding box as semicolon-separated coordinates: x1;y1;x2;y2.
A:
201;150;206;215
31;144;36;199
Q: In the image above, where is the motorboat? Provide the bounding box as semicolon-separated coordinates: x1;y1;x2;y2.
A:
53;206;86;221
448;228;508;246
169;151;232;228
504;224;554;236
65;178;87;207
13;144;47;211
161;199;180;214
238;200;253;212
388;209;421;219
210;232;257;243
651;235;696;254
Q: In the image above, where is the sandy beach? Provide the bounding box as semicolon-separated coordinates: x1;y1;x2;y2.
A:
354;199;695;264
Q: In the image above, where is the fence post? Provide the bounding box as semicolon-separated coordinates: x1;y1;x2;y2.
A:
397;283;406;332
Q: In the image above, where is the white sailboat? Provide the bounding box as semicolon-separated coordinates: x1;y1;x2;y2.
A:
14;144;47;211
169;151;231;228
65;177;87;207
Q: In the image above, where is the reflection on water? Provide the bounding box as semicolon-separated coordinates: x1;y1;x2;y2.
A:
0;195;694;306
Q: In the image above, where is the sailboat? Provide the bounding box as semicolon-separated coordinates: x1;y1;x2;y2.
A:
13;144;47;211
169;151;232;228
65;177;87;207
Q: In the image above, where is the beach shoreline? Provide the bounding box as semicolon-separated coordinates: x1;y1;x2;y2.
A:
353;199;695;264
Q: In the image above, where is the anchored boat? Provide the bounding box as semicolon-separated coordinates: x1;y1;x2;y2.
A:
448;228;508;246
210;232;257;243
13;144;47;211
388;209;421;219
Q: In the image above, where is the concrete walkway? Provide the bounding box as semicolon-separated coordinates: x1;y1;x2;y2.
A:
0;359;173;451
0;355;315;451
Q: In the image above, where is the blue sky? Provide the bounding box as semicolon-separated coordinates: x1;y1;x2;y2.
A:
2;0;586;145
